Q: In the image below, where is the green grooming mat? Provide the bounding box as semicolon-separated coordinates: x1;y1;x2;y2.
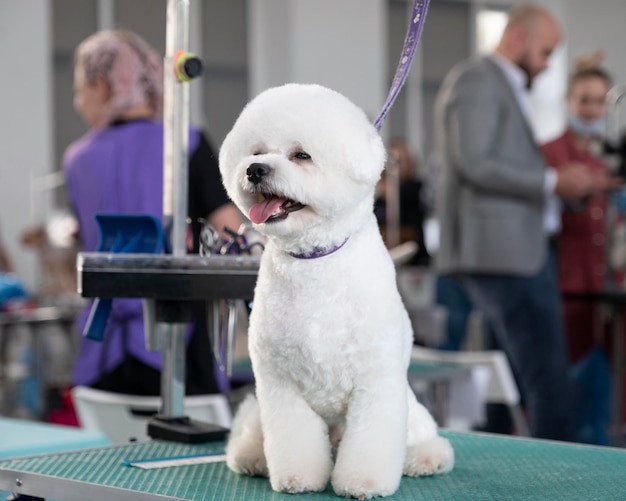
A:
1;431;625;500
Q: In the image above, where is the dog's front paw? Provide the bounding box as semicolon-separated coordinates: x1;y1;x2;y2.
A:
267;445;332;493
331;476;399;499
227;454;268;477
226;442;268;477
403;435;454;477
270;473;328;494
331;467;401;500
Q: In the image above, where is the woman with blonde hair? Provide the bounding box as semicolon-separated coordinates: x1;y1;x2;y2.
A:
542;53;621;365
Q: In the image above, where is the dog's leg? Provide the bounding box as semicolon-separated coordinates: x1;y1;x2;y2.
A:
225;393;268;476
403;386;455;476
259;386;333;494
331;377;406;499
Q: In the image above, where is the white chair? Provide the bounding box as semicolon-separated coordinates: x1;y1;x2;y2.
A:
71;386;232;443
411;346;530;436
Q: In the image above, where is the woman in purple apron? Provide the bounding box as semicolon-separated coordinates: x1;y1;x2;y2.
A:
64;30;242;395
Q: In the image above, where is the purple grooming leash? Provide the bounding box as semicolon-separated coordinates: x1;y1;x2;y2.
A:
289;1;430;261
373;0;431;131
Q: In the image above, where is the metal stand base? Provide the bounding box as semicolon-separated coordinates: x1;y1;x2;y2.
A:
147;414;228;443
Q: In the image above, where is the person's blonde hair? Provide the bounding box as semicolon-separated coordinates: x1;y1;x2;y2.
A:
75;30;163;126
567;52;612;96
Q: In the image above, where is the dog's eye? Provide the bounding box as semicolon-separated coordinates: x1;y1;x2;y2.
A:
293;152;311;161
251;144;267;156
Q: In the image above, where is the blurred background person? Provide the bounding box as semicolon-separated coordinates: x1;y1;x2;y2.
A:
0;223;14;274
542;53;621;363
541;53;621;445
65;30;242;397
375;138;430;266
433;3;602;441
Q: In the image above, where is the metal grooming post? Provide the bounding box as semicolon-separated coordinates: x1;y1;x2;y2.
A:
160;0;190;420
145;0;222;442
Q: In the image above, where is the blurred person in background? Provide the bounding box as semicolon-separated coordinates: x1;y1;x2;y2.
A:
375;138;430;265
65;30;242;396
542;53;621;364
0;223;14;273
541;54;621;445
433;3;609;441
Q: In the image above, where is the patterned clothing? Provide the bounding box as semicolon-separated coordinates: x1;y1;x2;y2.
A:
542;130;609;362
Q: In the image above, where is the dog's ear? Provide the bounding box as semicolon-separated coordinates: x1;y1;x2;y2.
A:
218;125;242;196
345;131;386;186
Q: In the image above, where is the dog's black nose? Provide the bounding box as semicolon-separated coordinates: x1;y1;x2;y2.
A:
246;163;271;184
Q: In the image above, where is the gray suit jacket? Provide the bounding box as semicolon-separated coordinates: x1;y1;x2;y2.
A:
433;55;547;275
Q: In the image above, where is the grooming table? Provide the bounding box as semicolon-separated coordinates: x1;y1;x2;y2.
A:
78;253;259;300
77;252;259;442
0;417;109;499
1;431;625;500
0;417;109;460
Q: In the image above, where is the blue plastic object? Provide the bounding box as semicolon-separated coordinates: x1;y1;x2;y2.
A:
610;188;626;213
83;214;164;342
571;347;612;446
0;273;28;308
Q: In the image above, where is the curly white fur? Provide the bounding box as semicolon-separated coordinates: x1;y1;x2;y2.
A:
219;83;454;499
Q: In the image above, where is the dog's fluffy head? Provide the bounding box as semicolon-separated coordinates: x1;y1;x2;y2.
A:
219;83;385;253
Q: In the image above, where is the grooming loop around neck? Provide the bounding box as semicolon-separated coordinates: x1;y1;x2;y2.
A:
288;237;349;260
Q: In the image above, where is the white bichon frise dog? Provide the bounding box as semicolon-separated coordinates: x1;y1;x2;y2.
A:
219;83;454;499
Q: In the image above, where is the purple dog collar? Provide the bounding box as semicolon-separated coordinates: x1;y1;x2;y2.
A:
288;238;349;259
374;0;430;131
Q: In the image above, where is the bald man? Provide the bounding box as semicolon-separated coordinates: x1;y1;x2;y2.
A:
434;4;589;441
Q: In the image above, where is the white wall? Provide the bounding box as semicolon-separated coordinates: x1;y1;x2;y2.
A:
530;0;567;143
0;0;53;290
564;0;626;86
248;0;387;120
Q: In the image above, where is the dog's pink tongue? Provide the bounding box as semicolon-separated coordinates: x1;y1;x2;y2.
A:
249;197;286;224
